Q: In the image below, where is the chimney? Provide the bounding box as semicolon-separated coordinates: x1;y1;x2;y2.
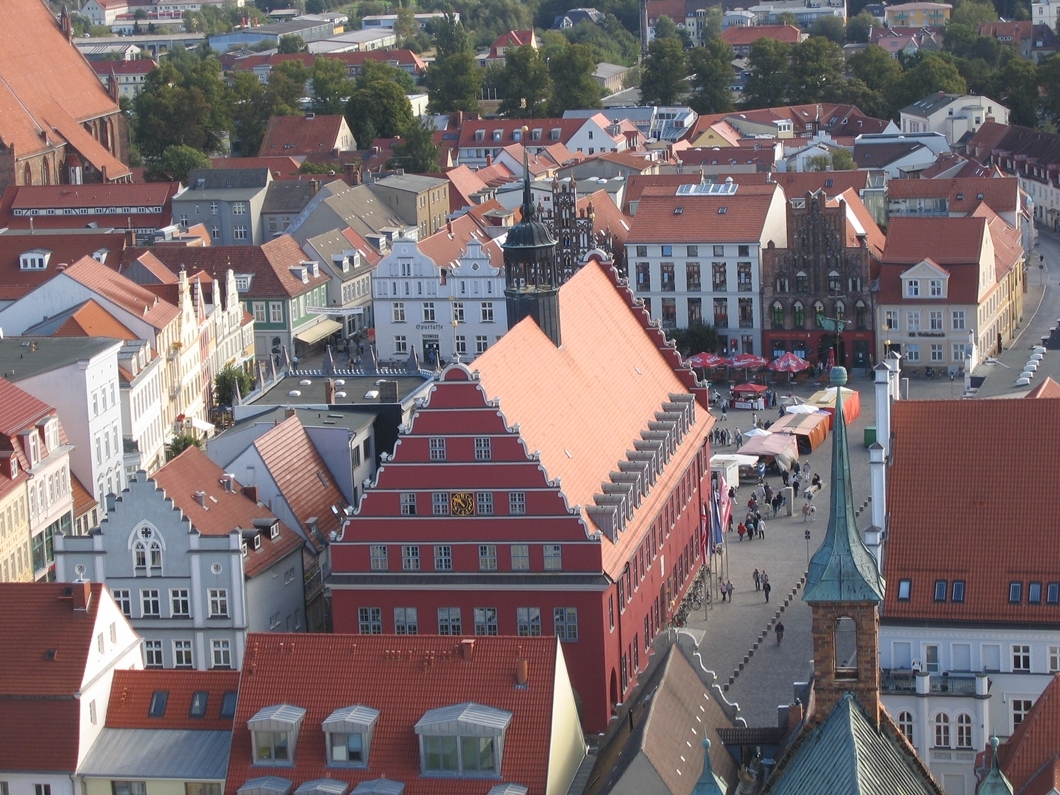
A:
243;485;258;503
485;153;493;167
787;699;804;733
72;581;91;612
460;638;475;661
220;474;235;492
515;657;529;686
194;491;207;508
324;378;335;403
284;407;297;419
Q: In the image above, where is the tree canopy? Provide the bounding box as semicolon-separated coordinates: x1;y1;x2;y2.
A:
388;118;442;172
640;37;687;106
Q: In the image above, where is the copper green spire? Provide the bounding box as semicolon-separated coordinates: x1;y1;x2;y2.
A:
803;367;885;603
691;738;726;795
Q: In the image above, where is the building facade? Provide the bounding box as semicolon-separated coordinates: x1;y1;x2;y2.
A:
900;92;1009;146
171;168;272;246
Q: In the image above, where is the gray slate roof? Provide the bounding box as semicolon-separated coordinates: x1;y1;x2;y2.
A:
764;695;940;795
78;728;230;779
262;181;320;215
187;168;271;191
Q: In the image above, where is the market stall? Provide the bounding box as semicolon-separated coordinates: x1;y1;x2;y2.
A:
737;432;799;473
710;453;759;486
770;410;830;454
805;385;861;427
731;382;768;410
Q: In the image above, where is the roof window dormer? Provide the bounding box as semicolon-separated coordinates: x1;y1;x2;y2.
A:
248;703;307;765
323;704;381;767
415;702;512;777
20;249;50;271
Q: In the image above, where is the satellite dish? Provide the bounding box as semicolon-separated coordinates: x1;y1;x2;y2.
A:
210;563;222;575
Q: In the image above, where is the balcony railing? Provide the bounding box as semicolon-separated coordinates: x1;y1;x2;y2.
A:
880;670;981;696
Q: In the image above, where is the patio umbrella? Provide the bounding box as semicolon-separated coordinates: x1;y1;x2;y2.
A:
769;352;812;372
687;351;727;369
728;353;769;370
323;344;336;377
786;404;823;414
744;427;771;437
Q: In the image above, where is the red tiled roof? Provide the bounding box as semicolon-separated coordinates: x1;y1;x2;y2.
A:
646;0;687;23
624;174;701;213
123;250;179;284
63;255;180;330
581;189;630;249
882;216;987;265
418;212;500;269
1024;377;1060;398
0;376;55;437
150;447;304;578
473;260;712;575
445;164;490;211
883;400;1060;624
224;634;562;795
71;473;98;518
458;118;591;150
626;184;782;244
721;23;802;45
252;415;347;538
48;298;138;340
107;668;240;731
259;115;349;158
918;153;997;179
829;188;887;260
124;236;329;299
3;181;177;212
0;0;127;174
973;202;1023;281
966;120;1013;163
1018;756;1060;795
768;170;876;199
211;156;303;178
90;59;158;76
232;50;427;75
997;674;1060;792
0;698;80;772
886;177;1019;216
0;230;128;301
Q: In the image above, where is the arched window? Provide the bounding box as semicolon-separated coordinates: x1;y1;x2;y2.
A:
793;302;805;329
41;160;49;186
934;713;950;748
848;276;862;292
956;713;972;748
132;525;162;575
828;270;841;292
834;617;858;678
775;275;789;294
813;301;825;329
772;302;784;329
23;163;32;185
855;300;866;330
898;711;914;743
795;271;808;293
835;301;845;322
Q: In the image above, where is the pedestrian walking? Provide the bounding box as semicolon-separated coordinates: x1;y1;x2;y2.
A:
737;523;746;541
763;581;772;602
802;502;810;522
725;580;734;602
752;412;758;428
810;504;817;521
721;402;727;421
735;429;743;446
803;460;811;475
757;518;765;539
775;621;785;645
753;568;761;591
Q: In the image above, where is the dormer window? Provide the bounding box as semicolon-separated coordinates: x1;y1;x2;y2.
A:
25;430;40;467
248;703;306;765
906;279;920;297
19;249;49;270
323;705;380;767
415;702;512;777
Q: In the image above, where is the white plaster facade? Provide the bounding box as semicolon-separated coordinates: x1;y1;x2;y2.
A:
372;237;507;364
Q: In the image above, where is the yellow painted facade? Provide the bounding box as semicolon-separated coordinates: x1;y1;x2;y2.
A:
0;488;30;582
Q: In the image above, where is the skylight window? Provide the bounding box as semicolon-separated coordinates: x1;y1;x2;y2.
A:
190;691;208;718
149;690;169;717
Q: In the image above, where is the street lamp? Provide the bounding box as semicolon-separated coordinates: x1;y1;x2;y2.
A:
805;529;811;568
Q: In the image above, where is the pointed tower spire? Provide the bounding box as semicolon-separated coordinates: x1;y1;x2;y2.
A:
691;738;725;795
804;366;885;604
978;736;1014;795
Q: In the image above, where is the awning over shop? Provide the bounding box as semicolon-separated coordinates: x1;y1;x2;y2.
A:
189;416;215;433
295;319;342;345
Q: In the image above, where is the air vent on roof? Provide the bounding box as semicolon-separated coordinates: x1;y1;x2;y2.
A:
674;207;683;215
718;207;727;214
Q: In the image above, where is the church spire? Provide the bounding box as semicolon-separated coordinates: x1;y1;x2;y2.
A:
691;738;725;795
978;736;1014;795
804;366;885;604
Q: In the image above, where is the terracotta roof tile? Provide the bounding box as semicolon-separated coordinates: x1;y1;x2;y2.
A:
886;177;1019;216
997;675;1060;792
90;59;158;76
624;174;701;213
1024;377;1060;398
0;230;128;301
252;415;347;538
210;156;303;177
224;634;561;795
1017;756;1060;795
418;213;500;269
63;255;180;330
828;188;887;259
626;184;782;244
106;668;241;731
473;260;712;576
45;298;138;340
973;202;1023;280
0;376;56;437
71;473;98;518
150;447;304;578
883;400;1060;624
0;698;80;772
260;115;350;158
721;23;803;45
882;216;987;265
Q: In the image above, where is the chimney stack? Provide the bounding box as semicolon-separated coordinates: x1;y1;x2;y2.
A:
787;699;804;733
324;378;336;403
72;581;91;612
460;638;475;661
243;485;258;503
515;657;529;686
194;491;207;508
284;407;297;419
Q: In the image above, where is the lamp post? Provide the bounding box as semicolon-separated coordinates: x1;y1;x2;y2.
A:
805;528;811;568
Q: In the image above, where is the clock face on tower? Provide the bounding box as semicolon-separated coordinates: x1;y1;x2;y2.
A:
450;492;475;516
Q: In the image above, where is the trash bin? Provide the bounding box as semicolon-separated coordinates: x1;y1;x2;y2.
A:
864;426;877;447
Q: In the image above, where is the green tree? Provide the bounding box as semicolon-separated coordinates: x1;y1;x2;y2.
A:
701;7;723;41
943;22;980;57
144;145;211;182
848;44;904;93
229;71;273;156
278;34;308;53
744;38;791;107
666;323;722;356
988;55;1040;127
346;61;414;142
393;7;419;44
887;54;967;113
548;43;602;115
789;36;845;103
1039;53;1060;125
640;37;687;106
845;11;876;43
498;45;553;118
653;14;680;41
687;39;735;115
425;14;481;113
806;149;855;171
214;364;256;407
810;15;846;44
950;0;998;27
133;60;229;158
167;432;202;460
268;59;311;115
388;117;441;172
311;56;353;115
561;15;640;66
824;76;892;119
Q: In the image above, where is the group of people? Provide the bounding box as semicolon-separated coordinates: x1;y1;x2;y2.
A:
752;568;773;602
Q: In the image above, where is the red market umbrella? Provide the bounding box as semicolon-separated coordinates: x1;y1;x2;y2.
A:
727;353;768;370
827;347;836;369
687;352;727;368
769;352;812;372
